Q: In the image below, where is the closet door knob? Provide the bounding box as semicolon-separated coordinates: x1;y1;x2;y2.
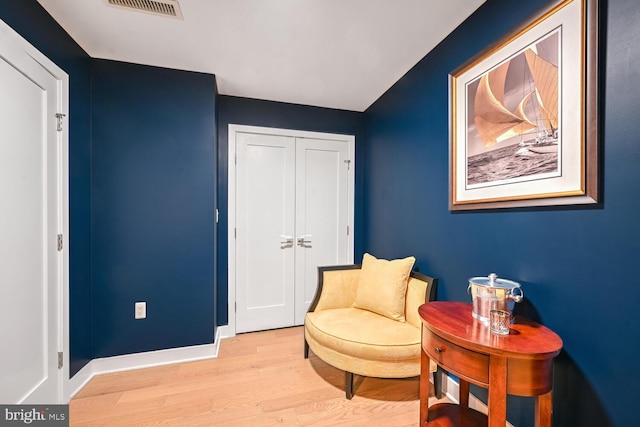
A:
297;235;312;247
280;235;294;248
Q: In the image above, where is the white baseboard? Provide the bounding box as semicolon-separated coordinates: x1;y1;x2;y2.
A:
441;371;459;403
441;372;514;427
65;362;94;401
65;327;225;401
217;324;232;339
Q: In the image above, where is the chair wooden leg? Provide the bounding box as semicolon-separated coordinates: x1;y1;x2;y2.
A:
433;367;443;399
345;371;354;399
304;339;309;359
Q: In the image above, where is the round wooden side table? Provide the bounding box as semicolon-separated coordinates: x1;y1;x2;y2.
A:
419;301;562;427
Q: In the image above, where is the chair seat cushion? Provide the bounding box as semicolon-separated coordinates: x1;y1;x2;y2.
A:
305;307;421;361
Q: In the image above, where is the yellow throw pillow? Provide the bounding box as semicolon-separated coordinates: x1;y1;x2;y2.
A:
353;253;416;322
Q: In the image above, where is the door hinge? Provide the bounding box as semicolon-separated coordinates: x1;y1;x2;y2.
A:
57;234;63;251
235;153;237;164
344;159;351;170
347;226;350;236
234;227;237;239
58;352;63;369
55;113;66;132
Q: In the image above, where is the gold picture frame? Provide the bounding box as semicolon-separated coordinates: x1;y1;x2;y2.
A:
449;0;599;210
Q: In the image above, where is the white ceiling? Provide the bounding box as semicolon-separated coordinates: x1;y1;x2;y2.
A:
37;0;485;112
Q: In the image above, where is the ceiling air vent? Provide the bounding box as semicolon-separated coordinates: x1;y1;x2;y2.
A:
106;0;183;19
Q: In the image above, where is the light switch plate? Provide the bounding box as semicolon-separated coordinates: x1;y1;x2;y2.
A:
135;301;146;319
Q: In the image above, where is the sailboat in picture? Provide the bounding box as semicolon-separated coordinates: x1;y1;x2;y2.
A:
473;35;559;156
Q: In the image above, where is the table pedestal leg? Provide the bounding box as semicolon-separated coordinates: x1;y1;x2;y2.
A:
488;355;507;427
459;379;470;410
535;390;553;427
420;349;430;425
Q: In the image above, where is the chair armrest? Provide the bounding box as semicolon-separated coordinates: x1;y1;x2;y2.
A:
308;265;361;312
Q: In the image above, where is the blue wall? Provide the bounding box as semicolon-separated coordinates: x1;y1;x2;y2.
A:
0;0;93;376
364;0;637;425
6;3;636;424
216;96;365;326
91;60;217;357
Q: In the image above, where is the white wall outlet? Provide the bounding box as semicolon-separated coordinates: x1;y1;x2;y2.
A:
135;301;146;319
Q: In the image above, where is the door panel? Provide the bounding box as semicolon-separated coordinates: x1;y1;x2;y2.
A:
235;132;295;333
294;138;349;324
0;33;61;403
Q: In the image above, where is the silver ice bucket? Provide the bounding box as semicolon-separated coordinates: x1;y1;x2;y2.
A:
467;273;523;324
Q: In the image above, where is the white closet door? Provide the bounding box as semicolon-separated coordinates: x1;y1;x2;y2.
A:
235;132;296;333
294;138;349;324
0;28;63;403
231;125;353;334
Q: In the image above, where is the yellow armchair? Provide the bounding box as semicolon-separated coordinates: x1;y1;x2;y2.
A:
304;264;438;399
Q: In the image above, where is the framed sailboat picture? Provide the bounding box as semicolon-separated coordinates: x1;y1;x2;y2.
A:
449;0;599;210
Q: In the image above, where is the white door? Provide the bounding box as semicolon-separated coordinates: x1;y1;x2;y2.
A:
294;138;349;324
0;25;65;403
235;132;296;333
231;126;354;334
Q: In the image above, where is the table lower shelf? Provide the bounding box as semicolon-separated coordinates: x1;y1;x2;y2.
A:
424;403;487;427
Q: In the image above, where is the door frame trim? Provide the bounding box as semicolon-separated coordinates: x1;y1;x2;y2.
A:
227;124;355;337
0;19;69;402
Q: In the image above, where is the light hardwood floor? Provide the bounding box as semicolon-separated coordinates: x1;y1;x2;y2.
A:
70;326;448;426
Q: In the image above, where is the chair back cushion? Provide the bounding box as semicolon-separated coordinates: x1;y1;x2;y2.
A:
313;267;361;311
405;276;429;328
